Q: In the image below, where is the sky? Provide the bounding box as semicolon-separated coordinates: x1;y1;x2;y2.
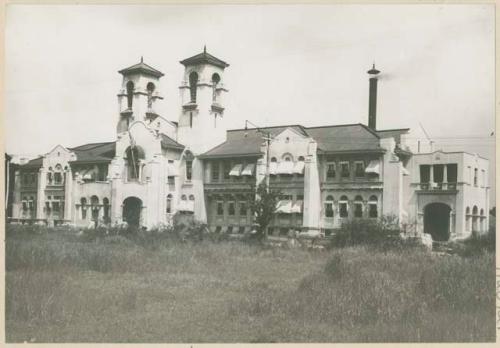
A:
4;4;495;200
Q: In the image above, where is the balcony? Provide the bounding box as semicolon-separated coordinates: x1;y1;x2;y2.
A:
417;182;458;193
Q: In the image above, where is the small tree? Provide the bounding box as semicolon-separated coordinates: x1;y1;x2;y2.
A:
249;181;281;240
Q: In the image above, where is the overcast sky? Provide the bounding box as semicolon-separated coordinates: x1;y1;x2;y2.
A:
4;4;495;197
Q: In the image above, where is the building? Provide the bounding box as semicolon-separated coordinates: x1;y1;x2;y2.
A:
8;49;490;241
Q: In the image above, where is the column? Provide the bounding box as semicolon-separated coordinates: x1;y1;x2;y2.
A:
36;168;46;220
429;165;434;184
443;164;448;190
64;169;73;221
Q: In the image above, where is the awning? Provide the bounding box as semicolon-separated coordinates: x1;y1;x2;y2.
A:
241;163;255;176
276;161;294;175
291;200;303;214
167;161;179;176
269;162;278;175
276;200;292;213
293;161;305;174
365;160;380;174
229;164;243;176
402;167;410;176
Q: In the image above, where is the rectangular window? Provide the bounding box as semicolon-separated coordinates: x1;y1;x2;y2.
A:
446;164;457;183
340;162;350;178
354;161;365;177
433;165;444;183
217;202;224;216
369;204;378;218
186;160;192;181
168;176;175;185
420;165;430;183
223;162;231;180
474;168;478;187
52;201;60;212
212;162;220;181
481;169;485;187
166;199;172;214
228;202;235;216
325;202;334;218
326;163;336;179
339;202;348;218
239;202;247;216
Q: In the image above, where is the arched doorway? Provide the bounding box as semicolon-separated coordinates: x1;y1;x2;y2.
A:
424;203;452;241
123;197;142;227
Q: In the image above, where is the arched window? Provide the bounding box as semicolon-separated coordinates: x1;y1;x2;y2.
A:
146;82;155;109
80;197;87;220
480;208;485;232
125;146;145;181
282;153;293;162
126;81;134;108
271;157;277;162
181;194;187;201
90;195;99;221
166;194;173;214
465;206;471;231
103;197;110;222
54;164;63;185
212;73;220;102
472;206;479;232
339;195;348;218
189;194;195;201
325;195;334;218
354;195;363;218
298;156;305;161
368;195;378;218
47;167;53;185
189;71;198;103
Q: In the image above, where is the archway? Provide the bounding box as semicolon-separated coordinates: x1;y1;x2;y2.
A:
424;203;452;241
123;196;142;227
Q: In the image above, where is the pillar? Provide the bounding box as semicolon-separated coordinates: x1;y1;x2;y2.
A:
64;168;73;221
36;168;46;220
303;141;320;231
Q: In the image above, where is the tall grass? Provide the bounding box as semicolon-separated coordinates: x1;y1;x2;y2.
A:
5;224;495;343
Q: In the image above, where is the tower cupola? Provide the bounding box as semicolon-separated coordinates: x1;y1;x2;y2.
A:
116;57;164;134
177;47;230;154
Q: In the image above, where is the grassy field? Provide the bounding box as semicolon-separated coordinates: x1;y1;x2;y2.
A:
5;225;496;343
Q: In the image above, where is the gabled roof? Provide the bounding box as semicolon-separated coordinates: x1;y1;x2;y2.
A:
118;58;164;78
200;123;385;159
160;134;185;150
180;47;229;69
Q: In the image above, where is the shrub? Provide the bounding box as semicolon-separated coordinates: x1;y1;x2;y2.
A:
330;215;401;248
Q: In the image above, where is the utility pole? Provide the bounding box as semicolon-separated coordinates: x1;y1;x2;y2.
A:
245;120;274;192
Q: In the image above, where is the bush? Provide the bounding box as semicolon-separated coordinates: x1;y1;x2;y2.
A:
330;215;401;248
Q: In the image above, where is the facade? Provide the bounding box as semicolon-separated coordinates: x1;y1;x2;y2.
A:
9;49;490;241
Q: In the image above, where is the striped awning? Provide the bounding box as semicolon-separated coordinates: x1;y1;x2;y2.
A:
229;164;243;177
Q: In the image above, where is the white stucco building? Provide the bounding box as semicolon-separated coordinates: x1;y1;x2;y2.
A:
9;49;490;241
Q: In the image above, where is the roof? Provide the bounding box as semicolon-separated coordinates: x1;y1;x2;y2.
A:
69;142;116;164
118;58;164;78
22;156;44;168
160;134;185;150
200;123;385;159
180;47;229;69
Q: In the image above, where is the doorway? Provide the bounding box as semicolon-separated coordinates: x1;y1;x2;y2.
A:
424;203;452;241
122;196;142;227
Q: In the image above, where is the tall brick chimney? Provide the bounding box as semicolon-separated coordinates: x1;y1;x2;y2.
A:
367;64;380;130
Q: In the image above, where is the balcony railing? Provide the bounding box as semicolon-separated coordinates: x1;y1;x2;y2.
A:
418;182;457;191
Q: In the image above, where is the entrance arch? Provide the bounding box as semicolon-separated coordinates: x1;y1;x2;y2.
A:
424;203;452;241
123;196;142;227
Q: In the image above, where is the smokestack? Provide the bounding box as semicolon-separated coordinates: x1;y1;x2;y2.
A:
367;63;380;130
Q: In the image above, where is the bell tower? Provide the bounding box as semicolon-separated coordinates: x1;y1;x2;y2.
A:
177;47;229;154
117;57;164;135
